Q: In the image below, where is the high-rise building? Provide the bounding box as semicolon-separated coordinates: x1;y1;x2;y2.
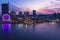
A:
10;11;16;18
19;11;22;16
2;3;9;15
24;11;29;17
33;10;36;16
2;3;10;21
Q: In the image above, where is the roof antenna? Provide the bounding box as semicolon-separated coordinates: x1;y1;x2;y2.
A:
8;0;9;5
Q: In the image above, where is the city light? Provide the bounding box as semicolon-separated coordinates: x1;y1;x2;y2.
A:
2;14;10;21
2;24;11;32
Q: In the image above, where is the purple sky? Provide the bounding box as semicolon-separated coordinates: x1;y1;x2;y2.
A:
0;0;60;14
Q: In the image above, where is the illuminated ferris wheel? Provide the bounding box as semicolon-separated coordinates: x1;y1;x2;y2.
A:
2;14;10;21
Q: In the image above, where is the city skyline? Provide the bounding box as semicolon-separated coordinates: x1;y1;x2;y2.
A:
0;0;60;14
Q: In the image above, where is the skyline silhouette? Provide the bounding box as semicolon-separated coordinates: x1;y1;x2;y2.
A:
0;0;60;14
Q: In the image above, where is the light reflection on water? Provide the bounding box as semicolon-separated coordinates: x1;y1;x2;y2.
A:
2;24;11;32
0;22;60;40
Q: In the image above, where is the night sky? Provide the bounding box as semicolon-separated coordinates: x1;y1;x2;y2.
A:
0;0;60;14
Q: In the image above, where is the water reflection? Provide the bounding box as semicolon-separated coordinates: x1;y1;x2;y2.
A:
49;22;57;24
33;23;36;28
24;24;30;30
1;22;60;40
2;24;11;32
17;24;23;28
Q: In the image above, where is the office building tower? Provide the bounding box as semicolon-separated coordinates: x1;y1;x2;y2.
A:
2;3;9;15
2;3;10;21
33;10;36;16
24;11;29;17
10;11;16;17
19;11;22;16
